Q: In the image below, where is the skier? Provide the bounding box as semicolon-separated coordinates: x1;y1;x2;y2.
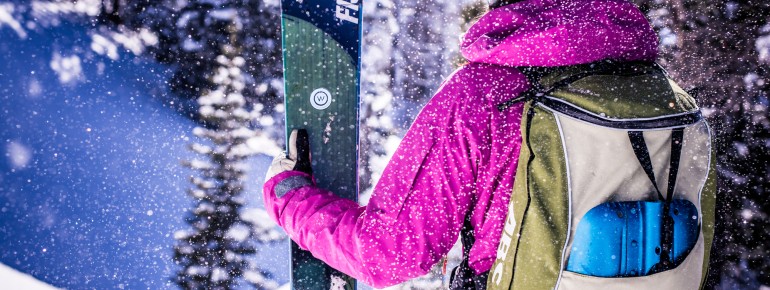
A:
263;0;683;288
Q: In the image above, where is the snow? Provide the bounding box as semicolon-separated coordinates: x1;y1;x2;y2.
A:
195;202;216;215
0;263;60;290
232;56;246;67
0;3;27;39
734;142;749;156
231;107;251;119
27;78;43;98
370;91;393;112
91;34;120;60
740;209;754;221
109;28;158;55
260;115;276;127
182;38;204;52
186;265;209;276
658;27;677;47
210;8;238;21
90;28;159;60
226;223;252;242
190;143;213;155
199;105;216;117
242;208;277;229
227;92;246;106
756;30;770;63
189;159;214;170
211;267;229;282
330;275;348;290
242;208;284;242
245;270;281;290
49;52;83;85
199;89;227;105
247;135;282;156
174;230;192;240
31;0;101;18
5;140;32;170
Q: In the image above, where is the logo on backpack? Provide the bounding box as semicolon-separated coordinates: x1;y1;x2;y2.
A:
492;205;516;285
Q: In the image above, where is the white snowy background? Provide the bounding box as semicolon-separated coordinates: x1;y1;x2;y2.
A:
0;262;60;289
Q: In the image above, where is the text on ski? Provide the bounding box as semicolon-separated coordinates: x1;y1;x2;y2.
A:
335;0;359;24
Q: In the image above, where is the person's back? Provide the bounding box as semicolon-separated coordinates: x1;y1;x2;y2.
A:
262;0;713;289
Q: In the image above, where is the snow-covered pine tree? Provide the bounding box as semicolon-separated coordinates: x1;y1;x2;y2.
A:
109;0;284;142
360;0;399;201
173;20;281;290
359;1;473;288
360;0;464;200
391;0;459;129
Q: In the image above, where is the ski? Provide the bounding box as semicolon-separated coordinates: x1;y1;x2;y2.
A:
280;0;362;289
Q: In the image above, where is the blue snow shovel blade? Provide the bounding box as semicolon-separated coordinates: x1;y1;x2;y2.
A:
566;200;699;277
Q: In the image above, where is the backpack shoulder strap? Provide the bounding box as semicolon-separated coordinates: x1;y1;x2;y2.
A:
497;61;657;111
496;66;552;111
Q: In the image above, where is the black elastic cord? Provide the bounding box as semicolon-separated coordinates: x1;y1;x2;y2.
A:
628;131;665;201
628;128;686;273
666;129;685;203
657;128;685;270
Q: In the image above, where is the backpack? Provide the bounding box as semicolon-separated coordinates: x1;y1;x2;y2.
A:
480;61;716;290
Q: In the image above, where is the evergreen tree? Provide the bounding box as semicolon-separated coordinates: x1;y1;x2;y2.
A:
359;0;399;199
107;0;284;140
391;0;459;129
359;1;469;288
173;21;281;290
360;0;462;199
80;2;285;288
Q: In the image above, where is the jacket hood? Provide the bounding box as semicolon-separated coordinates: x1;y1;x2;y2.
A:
461;0;659;67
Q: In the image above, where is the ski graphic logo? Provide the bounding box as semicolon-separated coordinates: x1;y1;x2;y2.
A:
335;0;359;24
310;88;332;110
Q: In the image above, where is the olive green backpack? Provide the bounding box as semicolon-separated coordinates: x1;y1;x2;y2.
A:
487;61;716;290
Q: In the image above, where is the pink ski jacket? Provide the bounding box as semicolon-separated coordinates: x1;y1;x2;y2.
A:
263;0;659;287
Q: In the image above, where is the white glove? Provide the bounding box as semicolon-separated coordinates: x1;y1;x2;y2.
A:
265;152;296;182
265;129;312;182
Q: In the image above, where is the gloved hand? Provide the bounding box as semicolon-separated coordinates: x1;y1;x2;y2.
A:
265;129;313;182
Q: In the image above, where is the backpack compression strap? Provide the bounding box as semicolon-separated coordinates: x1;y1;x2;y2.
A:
450;213;489;289
627;128;685;272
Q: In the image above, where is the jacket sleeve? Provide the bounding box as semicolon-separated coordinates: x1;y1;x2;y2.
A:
262;67;484;288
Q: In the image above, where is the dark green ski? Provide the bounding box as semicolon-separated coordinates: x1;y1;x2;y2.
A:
280;0;362;289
